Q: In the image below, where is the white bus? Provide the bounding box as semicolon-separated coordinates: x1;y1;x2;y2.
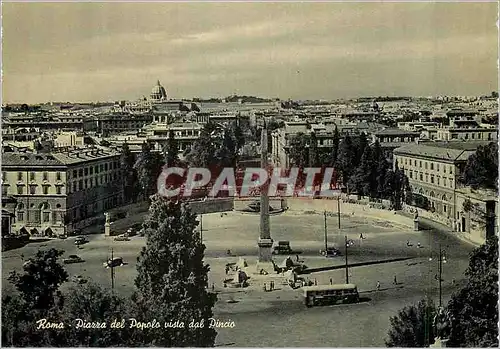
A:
303;284;359;307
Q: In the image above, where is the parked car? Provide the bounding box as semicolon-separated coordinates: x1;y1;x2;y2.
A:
71;275;87;284
320;246;341;257
74;236;88;245
103;257;124;268
57;234;67;239
114;234;130;241
63;255;84;264
248;201;273;212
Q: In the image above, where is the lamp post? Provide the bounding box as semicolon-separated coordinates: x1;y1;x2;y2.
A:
324;211;328;252
429;245;447;307
345;235;349;284
199;213;203;241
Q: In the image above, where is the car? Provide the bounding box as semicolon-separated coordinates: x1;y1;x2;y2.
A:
74;236;88;245
63;255;84;264
247;201;274;212
320;246;341;257
272;241;293;255
57;234;67;239
103;257;124;268
71;275;87;284
126;228;137;237
114;234;130;241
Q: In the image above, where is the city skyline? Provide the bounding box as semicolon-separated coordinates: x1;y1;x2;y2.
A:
2;2;498;104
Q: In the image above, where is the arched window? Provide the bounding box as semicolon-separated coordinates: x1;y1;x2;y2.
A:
429;191;435;198
441;194;447;202
39;202;51;223
16;202;25;221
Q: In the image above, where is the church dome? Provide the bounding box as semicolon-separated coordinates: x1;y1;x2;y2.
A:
150;80;167;101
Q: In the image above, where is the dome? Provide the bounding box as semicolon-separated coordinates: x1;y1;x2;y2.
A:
150;80;167;101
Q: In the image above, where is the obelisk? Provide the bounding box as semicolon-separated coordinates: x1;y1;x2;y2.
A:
256;121;274;273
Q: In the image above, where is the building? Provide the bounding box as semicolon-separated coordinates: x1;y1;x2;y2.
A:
434;120;497;142
84;113;154;136
1;146;124;237
371;128;420;157
393;141;496;243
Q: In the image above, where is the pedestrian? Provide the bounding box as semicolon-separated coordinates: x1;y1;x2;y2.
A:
314;279;317;286
376;281;381;291
212;283;215;291
271;281;274;290
263;283;267;292
393;275;397;285
407;240;411;247
330;278;333;285
225;265;229;275
296;254;300;262
360;233;364;240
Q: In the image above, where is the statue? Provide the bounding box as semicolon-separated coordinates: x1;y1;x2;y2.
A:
433;306;452;340
104;212;110;224
414;210;419;220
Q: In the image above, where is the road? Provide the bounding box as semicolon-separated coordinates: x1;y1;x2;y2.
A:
2;211;475;347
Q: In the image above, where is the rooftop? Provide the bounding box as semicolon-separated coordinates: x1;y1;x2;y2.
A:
394;141;490;161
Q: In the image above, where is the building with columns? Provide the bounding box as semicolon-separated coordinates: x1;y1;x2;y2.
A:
1;146;123;236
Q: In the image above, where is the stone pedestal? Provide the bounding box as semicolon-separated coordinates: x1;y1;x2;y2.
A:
414;219;419;231
257;238;273;263
105;222;111;237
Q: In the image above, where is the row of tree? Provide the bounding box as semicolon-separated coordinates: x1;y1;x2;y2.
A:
2;196;217;347
120;120;246;203
288;130;411;209
386;236;498;347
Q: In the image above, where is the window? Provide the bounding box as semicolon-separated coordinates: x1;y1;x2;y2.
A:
56;172;61;180
419;161;422;168
436;164;439;172
100;164;104;172
73;170;77;178
425;174;428;182
409;171;413;179
90;178;94;187
43;172;48;180
430;175;434;184
43;212;50;223
430;163;434;170
424;162;428;170
2;172;6;181
56;186;62;195
96;165;100;174
30;172;35;181
17;211;24;221
17;185;23;195
43;185;49;195
73;182;77;192
78;169;83;177
105;163;108;171
90;167;94;175
84;168;89;176
444;205;447;213
419;173;423;181
78;180;83;191
2;185;8;196
18;172;23;181
29;185;36;195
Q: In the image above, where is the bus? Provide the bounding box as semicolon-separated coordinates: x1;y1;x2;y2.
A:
303;284;359;307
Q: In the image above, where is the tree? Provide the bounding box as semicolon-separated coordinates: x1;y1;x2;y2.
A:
61;282;131;347
352;132;369;168
326;126;340;166
349;146;375;197
163;129;179;167
308;132;319;167
134;142;163;200
3;248;69;347
8;248;68;310
231;120;245;151
385;298;436;347
121;142;139;203
187;122;230;169
460;142;498;190
335;134;355;189
372;141;390;199
446;236;498;347
132;195;217;347
288;133;310;168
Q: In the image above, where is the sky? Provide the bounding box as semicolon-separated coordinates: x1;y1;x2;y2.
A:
2;2;498;103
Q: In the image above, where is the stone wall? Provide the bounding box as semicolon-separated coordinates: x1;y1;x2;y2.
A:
189;198;234;214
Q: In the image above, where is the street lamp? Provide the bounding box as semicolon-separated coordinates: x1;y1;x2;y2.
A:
429;246;447;307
